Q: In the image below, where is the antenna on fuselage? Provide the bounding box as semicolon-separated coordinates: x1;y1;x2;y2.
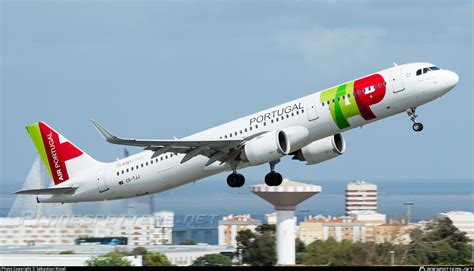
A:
393;62;398;67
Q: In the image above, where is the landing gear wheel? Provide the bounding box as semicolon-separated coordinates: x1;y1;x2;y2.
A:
227;173;245;188
235;174;245;188
265;171;283;186
407;107;424;132
227;174;238;187
412;122;423;132
274;172;283;186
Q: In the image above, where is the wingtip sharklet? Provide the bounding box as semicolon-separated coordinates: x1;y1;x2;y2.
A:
90;119;117;143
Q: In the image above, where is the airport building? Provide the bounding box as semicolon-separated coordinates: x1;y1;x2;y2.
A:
218;214;261;247
0;212;174;246
345;181;378;215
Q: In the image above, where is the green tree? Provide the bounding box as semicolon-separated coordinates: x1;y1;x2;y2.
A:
131;246;148;256
191;253;232;266
256;224;276;234
245;232;277;266
85;252;131;266
59;250;74;254
404;217;471;265
300;217;472;266
143;252;172;266
179;239;197;245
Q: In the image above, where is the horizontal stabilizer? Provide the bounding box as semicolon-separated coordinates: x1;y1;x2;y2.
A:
14;187;78;195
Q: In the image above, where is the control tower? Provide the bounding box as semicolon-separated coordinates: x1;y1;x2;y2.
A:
250;179;321;265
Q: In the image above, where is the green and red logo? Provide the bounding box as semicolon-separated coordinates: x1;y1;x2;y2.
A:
320;74;386;129
26;122;83;185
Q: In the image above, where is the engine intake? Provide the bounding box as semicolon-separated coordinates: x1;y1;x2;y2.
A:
292;134;346;165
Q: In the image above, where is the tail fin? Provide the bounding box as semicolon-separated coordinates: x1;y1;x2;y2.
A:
26;122;101;185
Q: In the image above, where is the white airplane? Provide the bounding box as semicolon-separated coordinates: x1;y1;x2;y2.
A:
16;62;459;203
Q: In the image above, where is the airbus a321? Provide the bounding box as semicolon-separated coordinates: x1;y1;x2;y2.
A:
16;63;459;203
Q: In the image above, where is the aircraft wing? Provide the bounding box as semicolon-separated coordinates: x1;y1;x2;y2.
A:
14;187;78;195
91;119;250;165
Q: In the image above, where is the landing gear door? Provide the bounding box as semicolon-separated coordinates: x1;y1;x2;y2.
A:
391;68;405;93
96;169;109;193
306;100;319;121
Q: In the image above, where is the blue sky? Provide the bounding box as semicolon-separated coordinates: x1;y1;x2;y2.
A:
1;0;473;196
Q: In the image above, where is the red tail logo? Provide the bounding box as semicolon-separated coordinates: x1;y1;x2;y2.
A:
39;122;83;184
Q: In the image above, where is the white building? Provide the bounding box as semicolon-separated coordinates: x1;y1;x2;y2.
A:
349;211;386;242
218;214;261;247
438;211;474;241
346;181;377;215
0;211;174;246
298;215;366;244
0;244;234;266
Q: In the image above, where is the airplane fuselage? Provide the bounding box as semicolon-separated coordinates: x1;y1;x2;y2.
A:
37;62;458;203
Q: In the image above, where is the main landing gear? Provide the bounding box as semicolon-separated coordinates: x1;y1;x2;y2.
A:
264;160;283;187
226;160;284;188
227;171;245;188
407;107;423;132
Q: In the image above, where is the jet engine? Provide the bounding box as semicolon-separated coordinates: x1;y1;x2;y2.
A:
240;130;290;165
292;134;346;165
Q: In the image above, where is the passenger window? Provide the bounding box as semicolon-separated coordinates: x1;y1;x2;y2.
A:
301;109;304;113
225;135;227;138
121;170;124;174
296;111;299;115
234;132;237;136
263;122;266;126
146;162;148;166
155;158;158;162
117;172;119;176
141;164;144;167
131;167;133;171
250;127;253;131
256;125;259;128
240;130;242;134
271;119;274;123
136;165;139;169
151;160;153;164
245;128;248;132
165;155;168;159
160;157;163;161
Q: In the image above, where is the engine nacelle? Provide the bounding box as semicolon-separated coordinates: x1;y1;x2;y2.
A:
240;130;290;165
280;126;310;153
292;134;346;165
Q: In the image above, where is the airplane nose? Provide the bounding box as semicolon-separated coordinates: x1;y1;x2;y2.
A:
446;70;459;87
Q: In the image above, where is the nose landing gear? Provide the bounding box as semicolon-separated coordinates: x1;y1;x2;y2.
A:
407;107;423;132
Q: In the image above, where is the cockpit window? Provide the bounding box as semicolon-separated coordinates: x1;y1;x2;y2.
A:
416;66;440;76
